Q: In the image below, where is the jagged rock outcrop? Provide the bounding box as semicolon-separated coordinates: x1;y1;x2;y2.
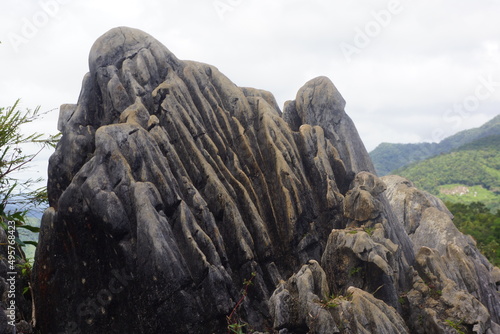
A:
269;260;337;333
383;175;500;333
31;27;499;334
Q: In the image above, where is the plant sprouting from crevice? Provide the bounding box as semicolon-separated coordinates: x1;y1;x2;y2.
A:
226;272;256;334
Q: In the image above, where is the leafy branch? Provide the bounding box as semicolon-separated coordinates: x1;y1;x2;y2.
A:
0;99;59;305
0;99;60;211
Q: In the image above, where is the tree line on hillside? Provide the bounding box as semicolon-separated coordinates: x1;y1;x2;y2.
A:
394;140;500;195
446;201;500;267
371;142;440;176
370;114;500;176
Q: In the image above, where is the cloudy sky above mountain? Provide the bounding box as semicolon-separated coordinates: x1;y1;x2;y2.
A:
1;0;500;183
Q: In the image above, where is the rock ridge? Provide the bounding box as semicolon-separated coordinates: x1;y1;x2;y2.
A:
31;27;500;334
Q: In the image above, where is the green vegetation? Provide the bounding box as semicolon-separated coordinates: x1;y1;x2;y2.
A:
370;142;440;176
444;319;467;334
349;266;363;277
394;134;500;212
0;100;59;287
226;272;256;333
322;295;340;309
319;292;353;310
445;202;500;266
438;184;499;212
394;134;500;191
363;226;376;236
370;114;500;176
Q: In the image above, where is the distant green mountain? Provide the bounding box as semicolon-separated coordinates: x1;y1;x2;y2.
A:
394;134;500;212
370;142;439;176
370;114;500;176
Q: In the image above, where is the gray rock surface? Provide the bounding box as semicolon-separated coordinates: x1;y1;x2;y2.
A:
283;76;376;176
31;27;500;333
269;260;338;333
321;225;401;311
334;286;410;334
383;175;500;333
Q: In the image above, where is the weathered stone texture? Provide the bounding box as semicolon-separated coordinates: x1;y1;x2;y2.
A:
31;27;499;334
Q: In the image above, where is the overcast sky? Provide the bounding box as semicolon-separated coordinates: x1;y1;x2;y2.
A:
1;0;500;186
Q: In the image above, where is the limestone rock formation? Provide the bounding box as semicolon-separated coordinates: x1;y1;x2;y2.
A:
31;27;500;334
383;175;500;333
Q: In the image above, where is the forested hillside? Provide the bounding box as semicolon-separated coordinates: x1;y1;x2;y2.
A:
370;142;440;176
370;114;500;175
445;201;500;266
394;134;500;212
